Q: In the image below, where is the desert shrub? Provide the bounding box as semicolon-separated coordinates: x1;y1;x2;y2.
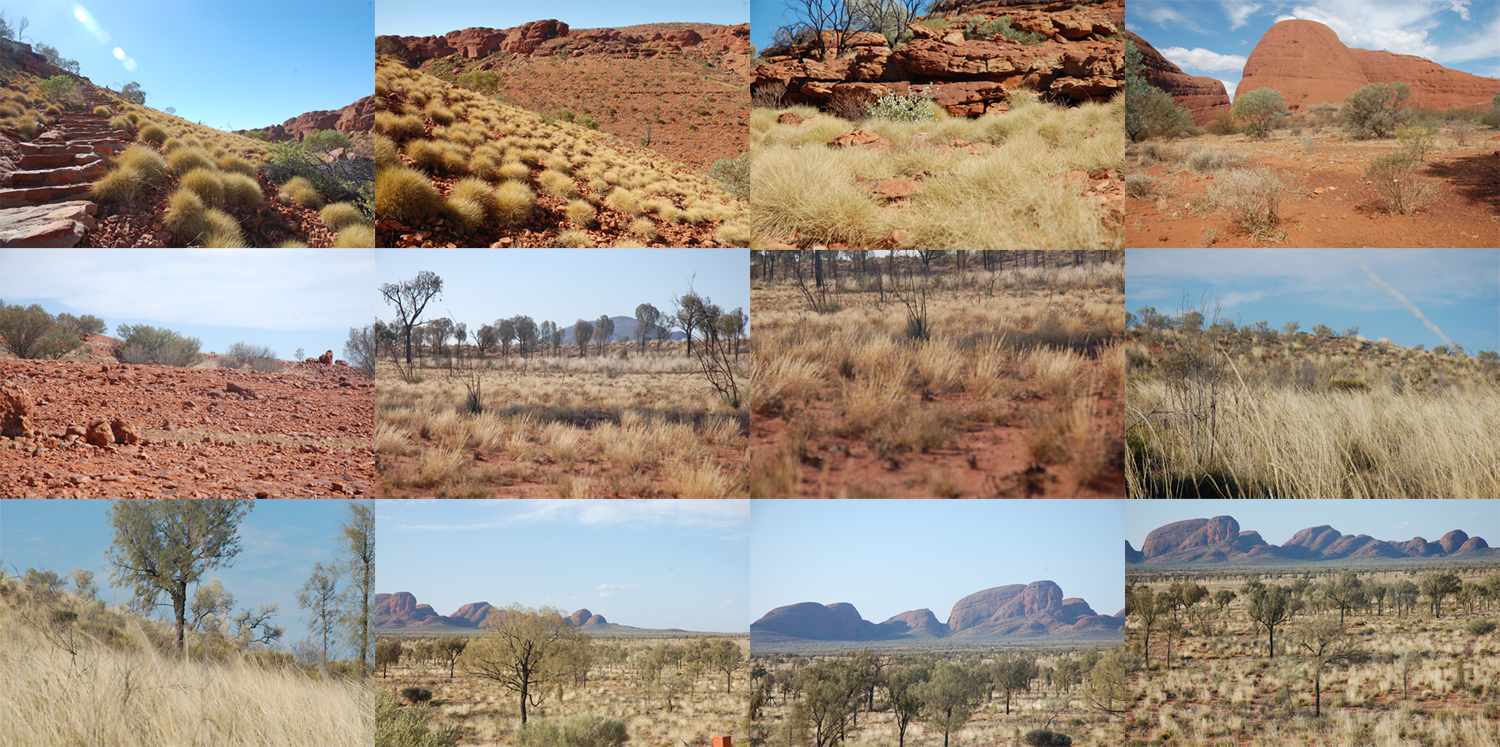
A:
116;323;202;367
1329;377;1368;392
162;187;209;239
1125;174;1167;199
537;168;576;198
1396;123;1436;164
180;168;226;208
373;134;399;169
577;113;599;130
262;139;374;216
1125;41;1195;141
15;117;38;138
708;152;750;201
137;122;168;144
514;713;627;747
1205;167;1287;239
1341;82;1411;139
1233;87;1287;139
376;111;425;140
334;223;375;248
493;180;535;225
375;687;458;747
220;172;264;205
1464;619;1496;636
167;147;215;176
0;302;88;359
1022;729;1073;746
865;86;937;122
1205;111;1239;135
555;228;593;247
303;129;351;152
90;166;146;201
36;75;76;102
91;144;169;201
222;342;281;372
630;217;657;241
966;15;1044;44
320;201;366;232
497;161;531;181
454;69;501;95
605;188;642;216
1364;152;1433;215
1188;149;1251;172
399;687;433;704
201;209;246;247
1301;137;1317;152
93;104;111;117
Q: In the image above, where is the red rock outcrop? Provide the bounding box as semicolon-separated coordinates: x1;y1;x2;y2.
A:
0;383;34;437
1237;19;1500;112
1141;516;1245;559
318;350;334;365
449;602;494;626
1125;31;1230;125
249;95;377;142
1438;530;1469;555
878;608;949;637
378;20;750;66
753;0;1123;116
1133;516;1497;564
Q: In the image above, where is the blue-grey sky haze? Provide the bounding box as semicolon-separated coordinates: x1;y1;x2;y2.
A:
1127;499;1500;551
4;1;372;130
377;500;750;633
751;501;1126;625
0;499;368;653
1127;0;1500;100
0;249;374;361
1126;249;1500;354
374;249;750;338
377;0;748;37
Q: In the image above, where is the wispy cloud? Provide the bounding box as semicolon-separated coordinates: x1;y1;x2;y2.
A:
599;591;616;597
1222;0;1264;28
597;583;640;590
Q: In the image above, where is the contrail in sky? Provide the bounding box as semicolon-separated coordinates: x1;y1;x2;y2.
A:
1334;250;1455;350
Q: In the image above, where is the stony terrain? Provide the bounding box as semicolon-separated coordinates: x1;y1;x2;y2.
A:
1131;516;1496;565
1237;19;1500;112
0;337;374;498
752;581;1124;645
1127;30;1230;125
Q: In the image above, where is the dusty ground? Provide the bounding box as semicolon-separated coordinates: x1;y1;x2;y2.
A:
0;339;374;498
1126;129;1500;248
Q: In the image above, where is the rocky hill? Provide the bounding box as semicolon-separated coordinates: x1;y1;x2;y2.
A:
753;0;1123;117
373;593;682;632
751;581;1123;644
1125;31;1230;125
244;96;377;142
376;20;749;169
1236;19;1500;112
1131;516;1496;565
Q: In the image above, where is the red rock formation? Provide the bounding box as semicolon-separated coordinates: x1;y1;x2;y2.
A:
1125;31;1231;125
878;608;949;637
449;602;494;626
378;20;749;66
1134;516;1496;564
1438;530;1469;555
318;350;334;365
1141;516;1243;559
1237;19;1500;112
0;382;35;437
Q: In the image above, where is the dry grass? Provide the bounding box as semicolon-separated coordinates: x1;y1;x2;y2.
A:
376;346;747;498
750;94;1124;251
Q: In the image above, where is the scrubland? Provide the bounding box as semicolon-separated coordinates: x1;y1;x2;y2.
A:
1124;567;1500;746
378;633;748;747
376;343;747;498
373;57;750;248
0;582;370;746
750;93;1124;252
1126;317;1500;498
751;251;1125;498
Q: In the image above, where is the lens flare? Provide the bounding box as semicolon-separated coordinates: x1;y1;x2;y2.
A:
123;58;136;71
112;47;124;60
74;8;88;22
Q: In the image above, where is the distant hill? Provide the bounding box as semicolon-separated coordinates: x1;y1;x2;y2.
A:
1130;516;1496;565
751;581;1123;645
373;592;686;634
557;315;686;346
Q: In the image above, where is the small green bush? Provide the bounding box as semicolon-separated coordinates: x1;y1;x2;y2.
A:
375;687;458;747
36;75;76;102
222;342;281;372
303;129;351;152
514;713;628;747
1464;619;1496;636
1205;111;1239;135
708;152;750;201
865;86;937;122
1301;138;1317;152
1233;87;1287;139
967;15;1045;44
1023;729;1074;747
1342;82;1411;139
116;323;202;367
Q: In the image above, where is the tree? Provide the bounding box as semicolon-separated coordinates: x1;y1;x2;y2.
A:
106;500;254;653
1323;571;1365;626
1419;571;1461;618
380;270;443;364
573;319;594;358
0;302;85;359
673;289;709;357
850;0;926;48
917;660;982;747
635;303;661;353
116;323;201;367
460;604;583;725
1292;618;1363;716
344;324;376;376
337;501;375;676
498;317;517;357
1124;41;1194;141
991;651;1039;715
297;561;341;668
538;320;556;356
376;637;403;677
119;81;147;105
1128;584;1160;667
780;0;861;62
886;658;930;747
427;317;453;358
719;307;747;357
595;315;615;356
1082;647;1140;716
709;638;743;693
549;325;563;357
1234;87;1288;138
1243;582;1301;658
513;315;538;358
1341;82;1410;139
435;636;468;679
794;658;861;747
475;323;499;357
189;579;235;634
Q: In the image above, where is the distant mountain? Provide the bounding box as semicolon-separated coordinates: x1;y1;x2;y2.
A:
751;581;1123;644
554;315;687;346
373;593;683;633
1131;516;1496;565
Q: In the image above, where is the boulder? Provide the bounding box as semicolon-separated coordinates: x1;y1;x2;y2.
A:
85;419;115;446
109;417;140;445
827;129;892;150
0;200;98;248
0;382;35;437
319;350;334;365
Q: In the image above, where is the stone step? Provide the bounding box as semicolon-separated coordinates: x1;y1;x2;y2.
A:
0;200;97;247
3;161;108;188
0;183;94;208
20;152;104;169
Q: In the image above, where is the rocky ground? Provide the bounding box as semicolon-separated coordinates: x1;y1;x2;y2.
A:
0;341;373;498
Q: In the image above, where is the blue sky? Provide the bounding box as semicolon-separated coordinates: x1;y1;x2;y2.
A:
374;249;750;340
1127;499;1500;550
377;500;750;632
4;1;372;130
0;499;368;653
377;0;748;38
751;500;1127;624
1127;0;1500;99
0;248;375;361
1126;249;1500;355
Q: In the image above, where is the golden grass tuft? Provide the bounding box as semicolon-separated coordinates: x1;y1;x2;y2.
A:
492;180;535;226
538;168;577;198
137;122;168;144
565;199;596;227
200;208;246;248
497;161;531;182
162;187;209;240
277;175;325;209
179;168;225;208
219;172;264;206
629;217;657;241
333;224;375;248
215;153;257;177
555;229;593;247
319;202;366;232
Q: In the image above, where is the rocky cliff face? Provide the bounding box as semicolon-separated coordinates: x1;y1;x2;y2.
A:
751;581;1123;643
753;0;1123;117
1237;19;1500;111
377;19;750;66
1132;516;1494;564
252;96;376;142
1124;31;1230;125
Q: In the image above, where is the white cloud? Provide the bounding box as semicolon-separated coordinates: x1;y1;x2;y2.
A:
1218;79;1239;99
597;583;640;590
1161;46;1249;72
599;591;616;597
1221;0;1263;28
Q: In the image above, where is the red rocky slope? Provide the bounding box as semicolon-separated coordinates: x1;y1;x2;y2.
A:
1125;31;1231;125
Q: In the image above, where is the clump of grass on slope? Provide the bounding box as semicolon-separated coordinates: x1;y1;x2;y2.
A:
91;144;169;202
374;166;444;223
278;175;325;209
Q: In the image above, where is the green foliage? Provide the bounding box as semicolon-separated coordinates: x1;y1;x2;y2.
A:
303;129;352;152
242;129;271;141
221;342;281;372
1205;111;1239;135
115;323;202;367
454;69;502;95
1464;619;1496;636
865;86;938;122
707;152;750;201
1233;87;1287;139
1124;41;1194;141
375;687;459;747
1396;123;1436;163
35;44;80;74
577;113;599;130
1329;377;1368;392
0;302;87;359
514;713;629;747
36;75;76;103
1023;729;1074;746
1341;82;1410;139
263;139;374;218
966;15;1044;43
118;81;146;105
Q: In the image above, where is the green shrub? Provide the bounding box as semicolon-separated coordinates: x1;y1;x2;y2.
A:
303;129;351;152
221;342;281;372
1205;111;1239;135
36;75;76;102
514;713;628;747
1233;87;1287;139
375;687;458;747
1023;729;1073;747
966;15;1045;44
1364;152;1433;215
1301;137;1317;152
262;139;373;217
0;302;89;359
454;69;502;95
1341;82;1411;139
1464;619;1496;636
708;152;750;201
1396;123;1436;164
865;86;937;122
375;166;444;223
115;323;202;367
1125;43;1195;141
577;113;599;130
